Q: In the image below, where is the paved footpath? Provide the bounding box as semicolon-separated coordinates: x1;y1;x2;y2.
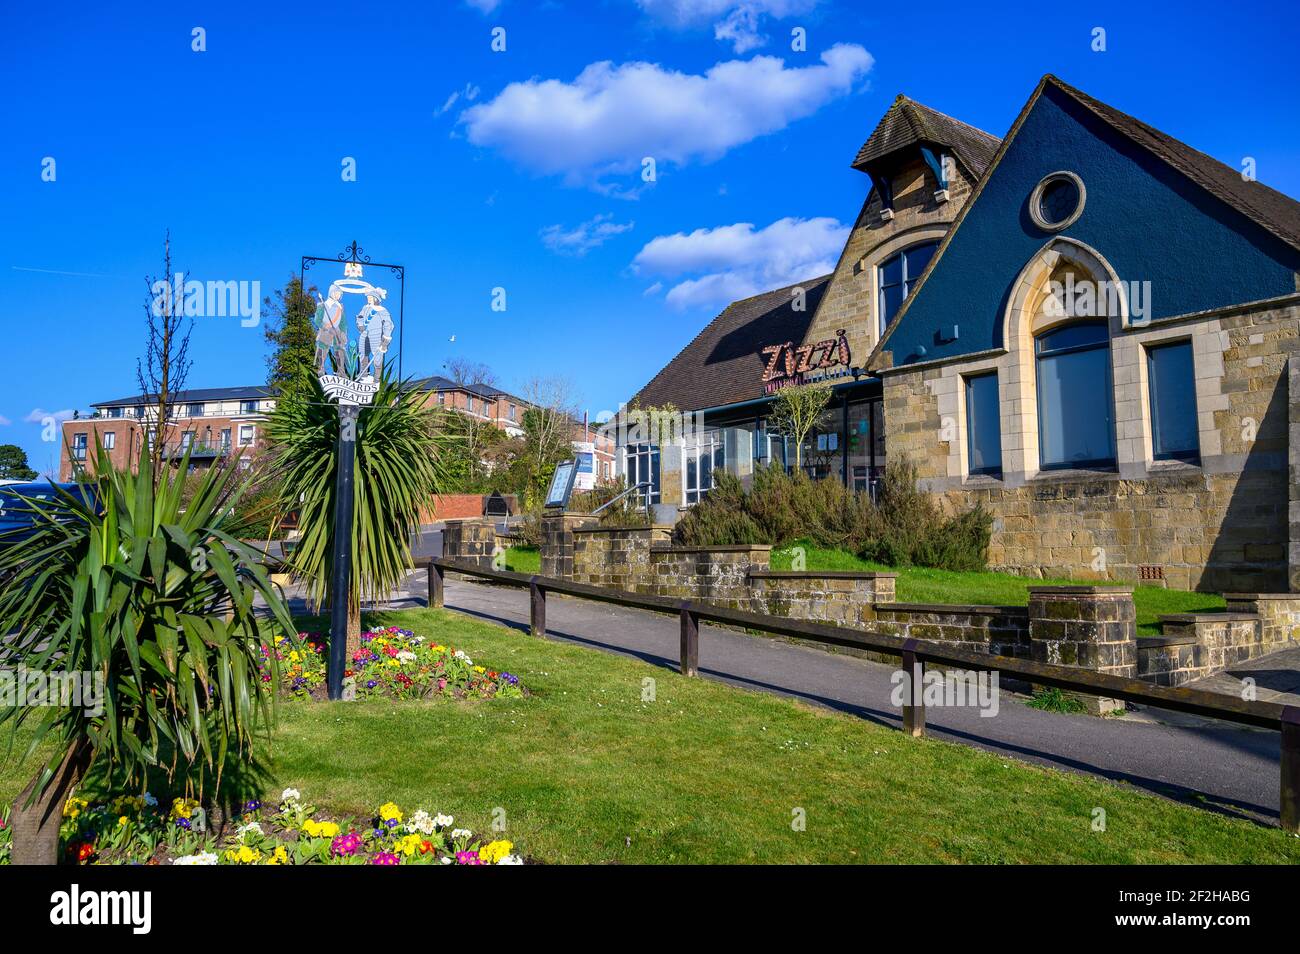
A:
391;570;1284;823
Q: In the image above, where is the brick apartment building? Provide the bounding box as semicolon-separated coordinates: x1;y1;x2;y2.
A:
60;386;275;480
61;376;616;486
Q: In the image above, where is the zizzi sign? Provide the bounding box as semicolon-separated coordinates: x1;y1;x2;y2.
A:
761;329;852;392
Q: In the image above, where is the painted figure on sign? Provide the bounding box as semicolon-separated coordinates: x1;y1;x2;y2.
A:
313;283;348;373
356;287;394;379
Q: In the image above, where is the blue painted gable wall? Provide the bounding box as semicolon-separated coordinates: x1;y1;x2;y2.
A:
884;84;1300;366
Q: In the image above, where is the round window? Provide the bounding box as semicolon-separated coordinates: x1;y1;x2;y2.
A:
1029;171;1086;231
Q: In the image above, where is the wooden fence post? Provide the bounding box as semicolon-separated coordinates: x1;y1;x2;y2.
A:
680;604;699;677
902;639;925;738
1282;706;1300;832
529;579;546;638
427;561;444;609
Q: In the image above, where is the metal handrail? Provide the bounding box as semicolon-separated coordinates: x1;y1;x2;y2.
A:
590;480;652;519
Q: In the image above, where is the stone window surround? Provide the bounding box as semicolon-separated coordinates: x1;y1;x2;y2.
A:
910;237;1255;488
854;223;951;355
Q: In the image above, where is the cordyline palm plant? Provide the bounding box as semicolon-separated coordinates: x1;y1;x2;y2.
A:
0;444;295;864
262;369;443;661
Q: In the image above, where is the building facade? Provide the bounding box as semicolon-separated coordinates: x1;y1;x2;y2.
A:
60;386;275;480
618;76;1300;594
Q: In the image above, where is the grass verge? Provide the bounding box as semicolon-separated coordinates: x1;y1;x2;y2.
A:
3;607;1292;864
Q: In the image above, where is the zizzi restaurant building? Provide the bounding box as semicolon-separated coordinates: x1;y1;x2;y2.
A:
616;75;1300;593
617;91;1001;511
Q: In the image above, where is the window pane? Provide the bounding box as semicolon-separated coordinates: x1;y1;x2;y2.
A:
879;283;904;332
1036;321;1108;354
1148;341;1199;461
1037;347;1114;467
880;253;903;287
965;374;1002;475
903;242;937;289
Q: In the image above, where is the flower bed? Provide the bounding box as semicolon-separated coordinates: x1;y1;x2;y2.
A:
0;788;523;865
260;626;525;701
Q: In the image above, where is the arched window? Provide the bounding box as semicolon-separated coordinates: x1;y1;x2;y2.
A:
1035;319;1114;469
877;241;938;336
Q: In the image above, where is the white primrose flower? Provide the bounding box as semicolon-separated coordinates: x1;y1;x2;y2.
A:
236;822;263;839
173;852;219;865
406;810;437;836
433;813;454;828
396;650;417;663
497;855;524;865
280;788;301;804
451;828;472;840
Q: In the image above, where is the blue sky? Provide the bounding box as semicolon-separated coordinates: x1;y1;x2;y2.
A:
2;0;1297;476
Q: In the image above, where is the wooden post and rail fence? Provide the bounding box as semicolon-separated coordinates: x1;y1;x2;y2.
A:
416;555;1300;831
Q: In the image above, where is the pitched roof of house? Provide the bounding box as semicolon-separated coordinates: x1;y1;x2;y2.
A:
93;385;274;407
852;94;1002;177
869;74;1300;372
1045;75;1300;255
630;275;832;413
412;375;520;402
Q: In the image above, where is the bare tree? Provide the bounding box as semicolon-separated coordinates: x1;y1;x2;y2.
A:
767;382;832;473
443;358;498;389
137;231;193;477
520;376;580;507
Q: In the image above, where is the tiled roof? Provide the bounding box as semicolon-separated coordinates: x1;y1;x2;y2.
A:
93;385;275;407
852;94;1002;177
412;375;525;405
1045;75;1300;255
630;275;832;413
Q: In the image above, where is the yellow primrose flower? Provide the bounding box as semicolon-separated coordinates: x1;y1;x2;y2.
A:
395;833;422;856
301;819;340;838
473;666;486;674
224;845;261;864
118;816;129;827
266;845;289;865
63;797;89;819
478;840;513;864
378;802;403;823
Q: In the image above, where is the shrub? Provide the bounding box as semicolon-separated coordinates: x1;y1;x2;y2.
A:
673;461;990;572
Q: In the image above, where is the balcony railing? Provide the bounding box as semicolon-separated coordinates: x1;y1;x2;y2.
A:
160;440;233;460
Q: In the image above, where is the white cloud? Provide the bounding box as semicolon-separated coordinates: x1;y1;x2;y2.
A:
636;0;819;53
436;83;481;117
540;214;635;256
643;281;664;296
465;0;502;13
24;408;75;425
632;215;847;309
459;44;872;188
0;414;11;426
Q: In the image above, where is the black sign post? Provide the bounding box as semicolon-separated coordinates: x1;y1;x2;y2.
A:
299;241;405;702
326;405;359;701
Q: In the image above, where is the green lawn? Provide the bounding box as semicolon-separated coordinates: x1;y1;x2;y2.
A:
771;541;1226;636
504;545;540;574
4;607;1293;864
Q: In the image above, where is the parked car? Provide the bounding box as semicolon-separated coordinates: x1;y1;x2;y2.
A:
0;481;99;544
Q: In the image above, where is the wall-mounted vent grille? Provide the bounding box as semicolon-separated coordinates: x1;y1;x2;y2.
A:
1138;564;1164;581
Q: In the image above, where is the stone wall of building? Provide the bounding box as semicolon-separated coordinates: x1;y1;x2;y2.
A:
803;157;977;366
749;571;893;626
880;297;1300;593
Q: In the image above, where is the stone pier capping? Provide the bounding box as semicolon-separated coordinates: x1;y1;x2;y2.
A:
1026;585;1136;715
441;518;500;570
